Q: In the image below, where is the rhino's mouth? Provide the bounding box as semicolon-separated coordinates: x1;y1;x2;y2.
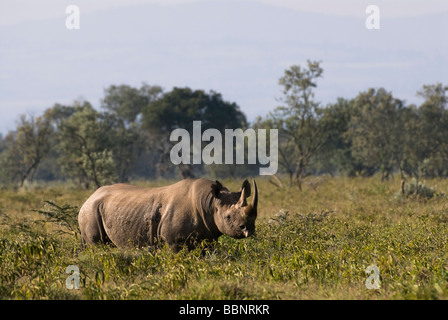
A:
240;225;254;238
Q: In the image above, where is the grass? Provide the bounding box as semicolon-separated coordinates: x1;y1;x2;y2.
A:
1;176;448;299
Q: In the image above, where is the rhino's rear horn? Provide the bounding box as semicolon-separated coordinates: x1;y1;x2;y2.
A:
240;179;251;197
237;179;251;207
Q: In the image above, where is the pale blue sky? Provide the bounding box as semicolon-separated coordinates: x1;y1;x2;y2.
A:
0;0;447;134
2;0;448;25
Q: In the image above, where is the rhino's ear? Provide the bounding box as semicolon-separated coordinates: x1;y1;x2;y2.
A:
211;180;223;197
240;179;251;197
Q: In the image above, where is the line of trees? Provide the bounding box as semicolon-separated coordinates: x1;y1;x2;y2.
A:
255;61;448;189
0;84;249;188
0;61;447;189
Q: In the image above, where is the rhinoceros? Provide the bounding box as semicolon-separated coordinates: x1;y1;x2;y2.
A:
78;178;258;251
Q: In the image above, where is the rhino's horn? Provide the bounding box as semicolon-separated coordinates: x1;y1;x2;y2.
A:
237;187;248;207
237;179;250;207
251;179;258;211
244;179;258;217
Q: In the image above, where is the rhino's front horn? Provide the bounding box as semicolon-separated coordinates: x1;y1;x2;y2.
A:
244;179;258;217
251;179;258;211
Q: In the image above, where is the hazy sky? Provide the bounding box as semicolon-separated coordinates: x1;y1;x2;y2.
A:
0;0;447;134
1;0;448;25
0;0;448;25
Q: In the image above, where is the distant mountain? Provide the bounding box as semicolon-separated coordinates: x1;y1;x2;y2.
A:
0;0;447;134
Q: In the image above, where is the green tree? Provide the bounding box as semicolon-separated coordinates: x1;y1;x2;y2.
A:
43;103;78;128
0;115;52;187
347;88;405;180
56;101;117;189
259;61;328;189
142;87;247;178
402;83;448;180
101;83;163;126
311;98;369;176
101;84;163;181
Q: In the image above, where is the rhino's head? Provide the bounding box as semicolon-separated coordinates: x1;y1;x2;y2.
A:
212;179;258;239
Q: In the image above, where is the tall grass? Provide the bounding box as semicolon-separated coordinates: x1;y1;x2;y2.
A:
0;176;447;299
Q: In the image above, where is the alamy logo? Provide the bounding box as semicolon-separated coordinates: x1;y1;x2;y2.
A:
65;5;80;30
365;265;381;289
365;5;380;30
65;265;80;290
170;121;278;175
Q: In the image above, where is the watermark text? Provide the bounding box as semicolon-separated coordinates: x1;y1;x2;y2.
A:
170;121;278;175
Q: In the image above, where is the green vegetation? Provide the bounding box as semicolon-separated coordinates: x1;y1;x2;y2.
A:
1;176;447;299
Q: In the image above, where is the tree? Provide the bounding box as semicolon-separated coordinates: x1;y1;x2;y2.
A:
101;84;163;182
311;97;369;176
347;88;405;180
402;83;448;180
260;61;328;189
142;87;247;178
56;101;117;189
0;115;52;187
101;83;163;126
43;103;78;128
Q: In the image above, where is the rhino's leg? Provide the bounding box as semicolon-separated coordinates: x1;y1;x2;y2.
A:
79;204;112;246
148;207;161;247
156;212;180;252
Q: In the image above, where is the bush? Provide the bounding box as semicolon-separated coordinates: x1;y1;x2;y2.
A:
398;178;437;200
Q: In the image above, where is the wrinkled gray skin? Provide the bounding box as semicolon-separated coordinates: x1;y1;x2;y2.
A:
78;178;258;251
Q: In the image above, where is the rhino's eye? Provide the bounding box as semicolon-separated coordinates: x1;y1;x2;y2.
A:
225;215;231;221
